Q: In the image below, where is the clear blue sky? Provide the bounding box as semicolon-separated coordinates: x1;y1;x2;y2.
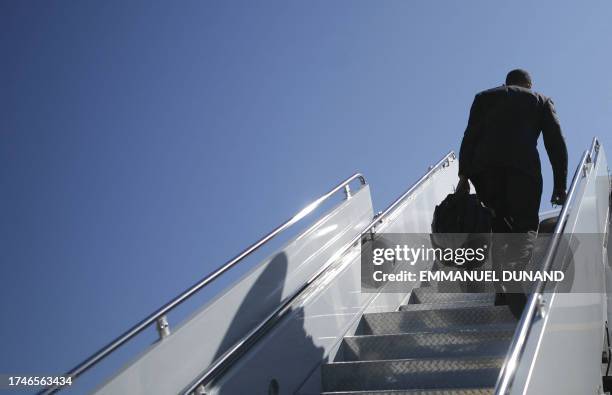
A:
2;1;611;393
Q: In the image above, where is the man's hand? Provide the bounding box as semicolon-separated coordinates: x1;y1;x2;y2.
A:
456;175;470;195
551;187;567;206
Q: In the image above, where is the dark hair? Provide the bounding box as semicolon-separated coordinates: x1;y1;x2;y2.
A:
505;69;532;87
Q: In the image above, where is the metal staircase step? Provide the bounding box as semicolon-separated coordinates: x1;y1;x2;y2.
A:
399;301;492;312
355;306;516;336
408;288;496;306
321;388;493;395
321;356;502;392
337;329;513;362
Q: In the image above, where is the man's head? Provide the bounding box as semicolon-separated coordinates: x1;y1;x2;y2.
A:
505;69;532;89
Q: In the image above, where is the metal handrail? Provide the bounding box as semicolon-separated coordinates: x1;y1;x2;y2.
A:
494;138;600;394
40;172;367;394
183;150;457;394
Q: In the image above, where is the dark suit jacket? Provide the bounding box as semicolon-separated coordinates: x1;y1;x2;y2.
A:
458;85;568;190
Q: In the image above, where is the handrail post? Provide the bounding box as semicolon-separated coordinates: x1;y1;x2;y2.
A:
156;316;171;339
344;184;351;199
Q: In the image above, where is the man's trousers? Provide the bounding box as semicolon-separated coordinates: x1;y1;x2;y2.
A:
470;167;543;317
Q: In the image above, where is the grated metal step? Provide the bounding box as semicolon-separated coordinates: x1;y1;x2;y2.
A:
337;329;513;362
355;306;517;336
408;288;496;306
398;301;493;312
321;356;503;392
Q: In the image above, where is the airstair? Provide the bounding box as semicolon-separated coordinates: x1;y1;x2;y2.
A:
41;138;611;395
321;289;514;394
